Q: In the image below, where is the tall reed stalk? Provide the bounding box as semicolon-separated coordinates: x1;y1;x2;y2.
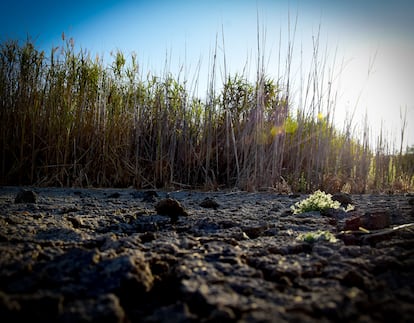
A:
0;34;412;192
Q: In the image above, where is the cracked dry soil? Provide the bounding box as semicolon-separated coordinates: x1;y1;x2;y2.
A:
0;186;413;322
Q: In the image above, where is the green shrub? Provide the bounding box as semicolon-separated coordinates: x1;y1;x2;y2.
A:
291;190;345;214
296;230;338;243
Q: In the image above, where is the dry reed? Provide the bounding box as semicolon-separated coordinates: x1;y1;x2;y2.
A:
0;33;413;192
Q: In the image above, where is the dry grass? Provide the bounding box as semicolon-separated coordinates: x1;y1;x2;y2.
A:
1;34;413;192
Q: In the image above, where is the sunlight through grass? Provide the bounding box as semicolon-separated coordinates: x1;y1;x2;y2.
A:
0;35;412;192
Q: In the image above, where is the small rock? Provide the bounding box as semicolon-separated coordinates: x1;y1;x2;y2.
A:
407;198;414;206
344;216;363;231
155;198;188;223
199;197;220;209
343;210;390;231
14;189;37;204
363;210;390;230
332;193;353;207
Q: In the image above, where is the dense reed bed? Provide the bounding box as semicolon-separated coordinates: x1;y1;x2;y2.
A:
1;35;413;192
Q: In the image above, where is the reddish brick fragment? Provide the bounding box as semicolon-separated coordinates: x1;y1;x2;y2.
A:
344;216;362;231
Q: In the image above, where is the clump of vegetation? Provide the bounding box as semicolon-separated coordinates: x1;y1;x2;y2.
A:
0;33;413;192
296;230;338;243
291;190;352;214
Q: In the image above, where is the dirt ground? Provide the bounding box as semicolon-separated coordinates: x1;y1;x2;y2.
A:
0;186;413;322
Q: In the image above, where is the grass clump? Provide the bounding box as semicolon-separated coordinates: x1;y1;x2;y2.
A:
291;190;342;214
296;230;338;243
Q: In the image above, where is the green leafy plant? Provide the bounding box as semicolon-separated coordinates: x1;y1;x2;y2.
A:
291;190;348;214
296;230;338;243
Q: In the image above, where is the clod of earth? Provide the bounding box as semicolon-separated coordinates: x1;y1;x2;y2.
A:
14;189;37;204
332;193;353;207
155;198;189;222
199;197;220;209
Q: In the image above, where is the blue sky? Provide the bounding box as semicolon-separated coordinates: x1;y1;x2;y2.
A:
2;0;414;149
